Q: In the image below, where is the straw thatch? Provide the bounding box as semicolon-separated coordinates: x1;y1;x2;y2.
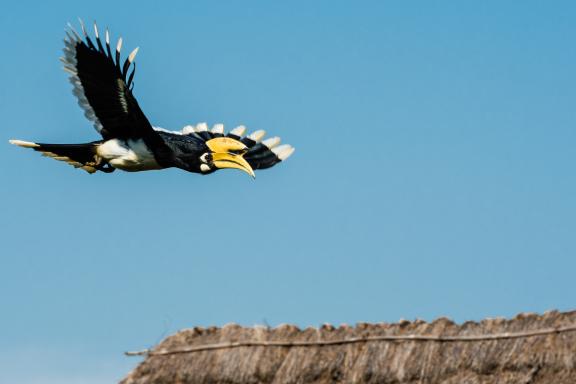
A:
121;310;576;384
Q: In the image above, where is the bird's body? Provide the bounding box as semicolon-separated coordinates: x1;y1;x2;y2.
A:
97;137;162;171
10;20;294;177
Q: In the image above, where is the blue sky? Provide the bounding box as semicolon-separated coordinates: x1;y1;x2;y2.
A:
1;1;575;382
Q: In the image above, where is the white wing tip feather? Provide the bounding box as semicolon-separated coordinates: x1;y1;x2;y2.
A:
230;125;246;136
63;67;77;75
67;23;81;41
128;47;139;63
272;144;295;161
78;18;87;36
211;123;224;134
195;122;208;132
248;130;266;142
9;139;39;148
181;125;195;134
262;137;281;149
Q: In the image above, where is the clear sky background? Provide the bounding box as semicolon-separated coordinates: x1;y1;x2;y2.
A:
1;1;575;382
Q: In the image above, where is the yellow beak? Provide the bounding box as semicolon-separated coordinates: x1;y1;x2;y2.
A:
212;152;255;178
206;137;256;178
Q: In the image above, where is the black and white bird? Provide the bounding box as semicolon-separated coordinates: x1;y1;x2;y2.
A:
10;20;294;177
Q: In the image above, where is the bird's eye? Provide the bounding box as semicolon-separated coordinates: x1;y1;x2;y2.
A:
200;153;212;163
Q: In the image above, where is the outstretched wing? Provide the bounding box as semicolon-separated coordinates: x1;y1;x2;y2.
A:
61;21;162;146
174;123;295;170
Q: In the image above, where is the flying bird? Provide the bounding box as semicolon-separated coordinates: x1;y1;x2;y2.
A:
9;20;294;177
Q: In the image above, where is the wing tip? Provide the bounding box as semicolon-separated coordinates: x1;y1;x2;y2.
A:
211;123;224;134
9;139;39;148
248;129;266;143
195;122;208;132
272;144;295;161
128;46;140;63
262;136;281;149
230;125;247;137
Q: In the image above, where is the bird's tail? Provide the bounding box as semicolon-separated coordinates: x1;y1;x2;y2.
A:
9;139;110;174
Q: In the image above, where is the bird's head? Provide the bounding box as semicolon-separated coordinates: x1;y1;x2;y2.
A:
200;137;255;178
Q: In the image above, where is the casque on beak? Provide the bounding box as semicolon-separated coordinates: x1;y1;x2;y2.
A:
206;137;255;178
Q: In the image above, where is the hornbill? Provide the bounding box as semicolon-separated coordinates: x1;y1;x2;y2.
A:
10;20;294;177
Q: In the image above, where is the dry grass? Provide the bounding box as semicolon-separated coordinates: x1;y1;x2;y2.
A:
121;310;576;384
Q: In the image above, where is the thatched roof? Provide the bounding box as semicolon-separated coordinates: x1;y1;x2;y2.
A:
121;310;576;384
